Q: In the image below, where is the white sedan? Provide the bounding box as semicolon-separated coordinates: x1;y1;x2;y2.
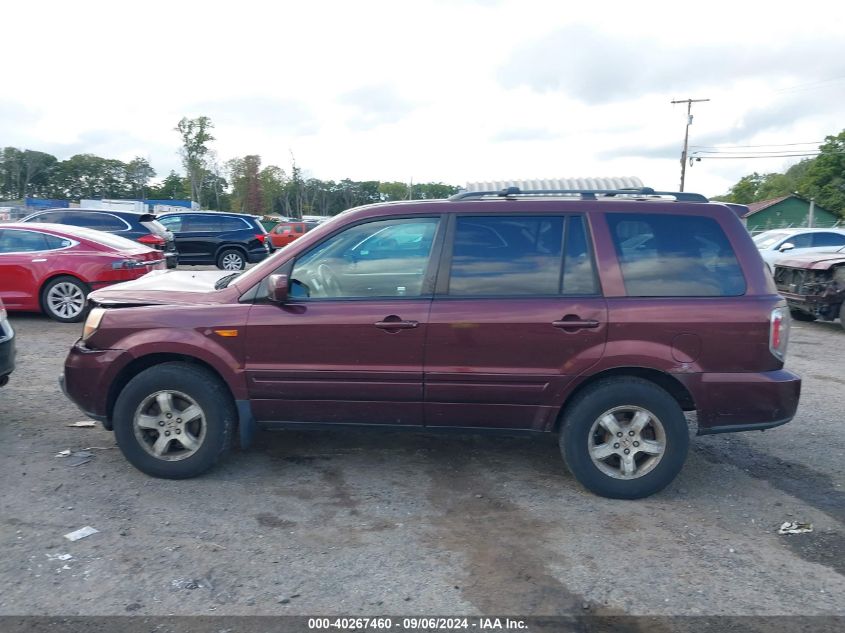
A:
754;228;845;271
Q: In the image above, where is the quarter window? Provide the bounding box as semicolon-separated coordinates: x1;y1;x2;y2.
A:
608;213;745;297
290;218;440;299
219;216;249;231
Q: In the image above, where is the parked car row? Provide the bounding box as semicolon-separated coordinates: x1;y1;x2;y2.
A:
20;208;275;271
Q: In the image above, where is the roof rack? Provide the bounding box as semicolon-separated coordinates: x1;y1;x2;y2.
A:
449;186;709;203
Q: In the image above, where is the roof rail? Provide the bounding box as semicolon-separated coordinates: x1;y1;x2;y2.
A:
449;186;709;203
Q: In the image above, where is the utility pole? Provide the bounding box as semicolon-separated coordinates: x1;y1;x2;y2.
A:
671;98;710;191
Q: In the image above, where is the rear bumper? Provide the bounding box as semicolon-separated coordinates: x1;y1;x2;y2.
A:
678;369;801;435
247;249;270;264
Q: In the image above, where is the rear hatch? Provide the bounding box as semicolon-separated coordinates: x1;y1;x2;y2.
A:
139;214;176;252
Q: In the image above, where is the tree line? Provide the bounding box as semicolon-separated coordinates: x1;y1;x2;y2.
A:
714;129;845;215
0;115;459;218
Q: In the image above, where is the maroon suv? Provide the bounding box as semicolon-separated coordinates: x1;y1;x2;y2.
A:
61;187;801;499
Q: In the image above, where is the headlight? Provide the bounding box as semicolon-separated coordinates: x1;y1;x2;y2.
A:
82;307;106;341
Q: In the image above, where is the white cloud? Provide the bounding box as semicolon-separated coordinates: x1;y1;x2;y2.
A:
2;0;845;198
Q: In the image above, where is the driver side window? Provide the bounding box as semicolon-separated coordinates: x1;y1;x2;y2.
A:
290;217;440;299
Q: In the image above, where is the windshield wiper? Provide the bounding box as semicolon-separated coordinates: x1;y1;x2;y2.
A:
215;273;241;290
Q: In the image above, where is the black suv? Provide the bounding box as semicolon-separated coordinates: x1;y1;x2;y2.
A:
21;208;177;268
157;211;270;270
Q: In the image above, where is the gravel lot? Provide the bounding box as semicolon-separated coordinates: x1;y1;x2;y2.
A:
0;309;843;617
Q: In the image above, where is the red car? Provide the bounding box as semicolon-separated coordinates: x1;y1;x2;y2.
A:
0;223;166;322
267;221;309;249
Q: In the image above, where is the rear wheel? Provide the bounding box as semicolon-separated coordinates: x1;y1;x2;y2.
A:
560;377;689;499
790;309;816;322
41;276;89;322
113;363;235;479
217;248;246;270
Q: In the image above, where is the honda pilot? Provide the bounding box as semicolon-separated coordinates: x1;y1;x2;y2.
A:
61;187;801;499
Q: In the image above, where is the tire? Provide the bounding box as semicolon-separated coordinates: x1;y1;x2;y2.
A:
216;248;246;271
41;276;89;323
840;302;845;331
790;309;816;322
559;377;689;499
113;362;235;479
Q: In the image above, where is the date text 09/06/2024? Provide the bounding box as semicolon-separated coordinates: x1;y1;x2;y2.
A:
307;617;528;630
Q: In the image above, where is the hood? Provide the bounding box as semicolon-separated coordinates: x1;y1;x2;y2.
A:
89;270;231;306
777;252;845;270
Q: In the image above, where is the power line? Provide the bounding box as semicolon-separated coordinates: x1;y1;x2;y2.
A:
694;153;820;159
690;141;822;149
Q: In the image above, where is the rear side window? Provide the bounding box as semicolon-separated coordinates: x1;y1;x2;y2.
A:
182;215;221;232
812;232;845;247
29;211;65;223
64;212;128;231
159;216;183;231
448;216;564;296
608;213;745;297
0;229;50;252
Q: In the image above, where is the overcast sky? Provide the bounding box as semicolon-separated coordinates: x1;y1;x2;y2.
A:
3;0;844;197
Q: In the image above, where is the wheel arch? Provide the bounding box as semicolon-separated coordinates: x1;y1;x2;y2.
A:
105;353;235;430
215;243;248;260
38;273;88;311
554;367;696;432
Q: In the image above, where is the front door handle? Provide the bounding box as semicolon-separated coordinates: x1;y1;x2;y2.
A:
375;316;419;331
552;318;600;330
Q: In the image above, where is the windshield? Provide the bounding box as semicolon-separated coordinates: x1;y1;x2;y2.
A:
753;231;790;249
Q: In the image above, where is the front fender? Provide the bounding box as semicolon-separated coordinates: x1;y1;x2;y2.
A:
108;327;249;400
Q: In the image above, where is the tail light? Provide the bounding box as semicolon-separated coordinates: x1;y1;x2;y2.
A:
256;234;266;243
769;307;790;361
138;234;165;249
112;259;149;269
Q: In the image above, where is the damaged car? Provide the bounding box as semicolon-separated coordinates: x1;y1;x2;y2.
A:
774;248;845;328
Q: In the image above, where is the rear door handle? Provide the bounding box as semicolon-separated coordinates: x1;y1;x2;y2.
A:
375;319;419;330
552;319;600;330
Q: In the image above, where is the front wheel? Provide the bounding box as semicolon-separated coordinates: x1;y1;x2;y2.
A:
41;276;89;322
217;248;246;270
559;377;689;499
113;363;235;478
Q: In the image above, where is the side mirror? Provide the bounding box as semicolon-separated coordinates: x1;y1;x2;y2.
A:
267;274;288;303
779;242;795;252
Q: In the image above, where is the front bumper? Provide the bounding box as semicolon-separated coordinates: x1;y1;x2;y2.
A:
678;369;802;435
62;341;131;429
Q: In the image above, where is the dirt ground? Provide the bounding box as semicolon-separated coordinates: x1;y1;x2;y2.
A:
0;311;843;617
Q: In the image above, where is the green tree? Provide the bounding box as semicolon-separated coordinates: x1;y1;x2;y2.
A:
379;181;409;201
798;130;845;215
175;116;215;205
260;165;287;215
0;147;58;199
126;157;156;199
48;154;131;199
148;171;189;199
